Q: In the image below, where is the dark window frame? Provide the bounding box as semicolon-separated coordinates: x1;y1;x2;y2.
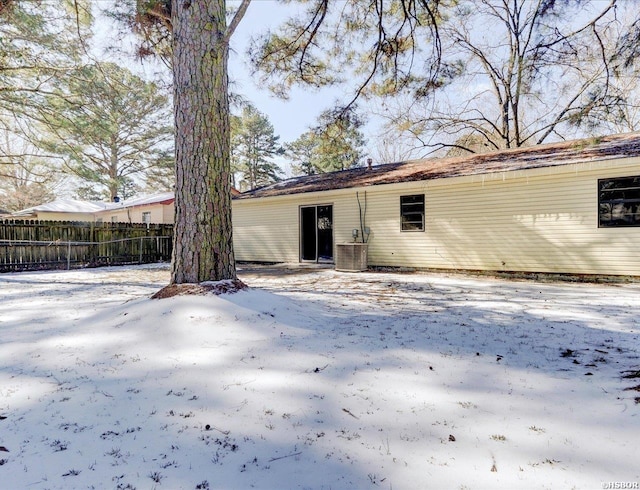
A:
598;176;640;228
400;194;425;232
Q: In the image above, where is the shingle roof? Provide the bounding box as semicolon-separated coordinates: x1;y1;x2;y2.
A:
235;132;640;200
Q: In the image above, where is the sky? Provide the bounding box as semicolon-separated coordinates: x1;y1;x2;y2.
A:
229;2;349;143
91;0;385;176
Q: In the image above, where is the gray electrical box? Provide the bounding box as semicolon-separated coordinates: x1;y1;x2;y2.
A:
335;243;368;272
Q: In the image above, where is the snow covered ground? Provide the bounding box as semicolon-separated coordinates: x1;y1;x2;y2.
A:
0;263;638;490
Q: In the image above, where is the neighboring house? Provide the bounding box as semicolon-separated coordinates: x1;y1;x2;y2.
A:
232;132;640;276
9;199;112;222
9;192;176;224
102;192;175;224
7;188;242;224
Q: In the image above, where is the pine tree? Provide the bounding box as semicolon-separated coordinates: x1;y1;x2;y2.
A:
232;105;283;191
0;0;91;127
38;62;173;201
0;124;62;211
170;0;250;283
286;108;366;175
285;132;317;176
123;0;443;284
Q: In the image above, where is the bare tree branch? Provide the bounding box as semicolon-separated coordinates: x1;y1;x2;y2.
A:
224;0;252;46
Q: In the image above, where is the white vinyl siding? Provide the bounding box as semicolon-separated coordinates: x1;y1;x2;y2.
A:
233;157;640;276
233;199;300;262
234;193;363;263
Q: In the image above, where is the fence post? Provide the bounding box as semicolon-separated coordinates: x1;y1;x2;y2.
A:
67;240;71;270
90;222;96;265
139;236;143;264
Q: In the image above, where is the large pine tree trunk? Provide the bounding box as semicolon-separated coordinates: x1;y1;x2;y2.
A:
171;0;236;284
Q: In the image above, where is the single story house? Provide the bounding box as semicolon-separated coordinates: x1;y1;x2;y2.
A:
9;199;113;222
9;188;243;225
103;192;175;224
232;132;640;276
9;192;176;224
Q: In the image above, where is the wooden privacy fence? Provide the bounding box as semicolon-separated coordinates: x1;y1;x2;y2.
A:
0;220;173;272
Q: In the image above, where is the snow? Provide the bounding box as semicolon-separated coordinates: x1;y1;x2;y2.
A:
109;192;175;208
10;192;175;218
11;199;111;216
0;263;638;489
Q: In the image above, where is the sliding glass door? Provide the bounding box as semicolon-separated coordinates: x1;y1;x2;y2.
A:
300;205;333;262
